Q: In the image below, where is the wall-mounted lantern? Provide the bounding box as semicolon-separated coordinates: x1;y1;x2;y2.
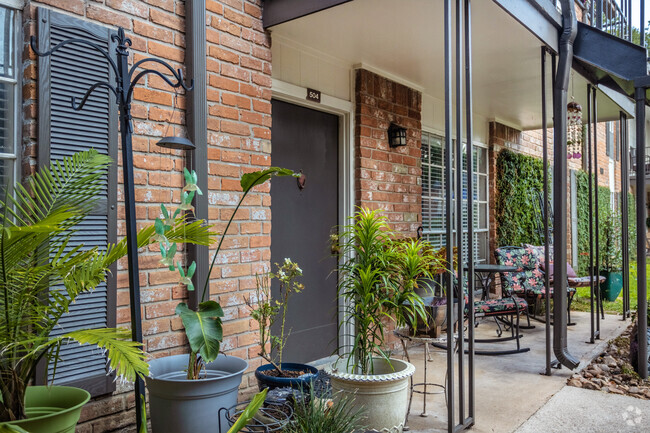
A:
388;123;407;148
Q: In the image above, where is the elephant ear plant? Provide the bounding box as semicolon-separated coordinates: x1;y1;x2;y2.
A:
0;150;214;423
332;208;429;374
160;167;298;380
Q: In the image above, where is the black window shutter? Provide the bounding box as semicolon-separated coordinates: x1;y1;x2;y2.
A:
36;7;118;397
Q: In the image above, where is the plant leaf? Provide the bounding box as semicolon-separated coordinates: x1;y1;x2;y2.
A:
61;328;149;382
139;394;148;433
240;168;298;193
227;389;268;433
175;301;224;363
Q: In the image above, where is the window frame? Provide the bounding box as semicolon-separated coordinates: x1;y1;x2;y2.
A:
420;128;490;263
0;4;21;193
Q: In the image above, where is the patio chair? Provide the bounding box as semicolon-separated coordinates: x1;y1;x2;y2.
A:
494;246;576;325
454;272;530;355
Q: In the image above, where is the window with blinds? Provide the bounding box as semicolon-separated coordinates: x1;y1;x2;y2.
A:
0;5;17;192
421;131;489;262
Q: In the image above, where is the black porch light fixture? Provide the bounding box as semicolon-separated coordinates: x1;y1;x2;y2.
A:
156;135;195;150
388;123;407;147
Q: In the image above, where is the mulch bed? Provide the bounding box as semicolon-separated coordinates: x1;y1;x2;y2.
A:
567;323;650;400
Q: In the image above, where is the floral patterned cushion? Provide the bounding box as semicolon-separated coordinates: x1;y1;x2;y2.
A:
494;246;545;295
495;246;576;298
472;297;528;316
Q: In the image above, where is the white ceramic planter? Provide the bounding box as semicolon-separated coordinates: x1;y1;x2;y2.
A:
326;358;415;433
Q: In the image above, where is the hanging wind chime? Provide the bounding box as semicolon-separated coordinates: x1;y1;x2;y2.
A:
567;72;583;161
567;100;583;160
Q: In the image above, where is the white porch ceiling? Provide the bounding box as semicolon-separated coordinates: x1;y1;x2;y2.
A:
269;0;630;130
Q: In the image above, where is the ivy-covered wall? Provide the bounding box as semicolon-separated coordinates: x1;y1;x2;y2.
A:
495;149;545;247
575;170;637;276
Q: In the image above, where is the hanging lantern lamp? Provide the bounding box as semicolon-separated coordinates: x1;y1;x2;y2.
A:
567;101;582;160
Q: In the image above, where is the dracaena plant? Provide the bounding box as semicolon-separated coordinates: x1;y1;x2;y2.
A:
157;167;298;380
0;150;215;423
332;208;429;375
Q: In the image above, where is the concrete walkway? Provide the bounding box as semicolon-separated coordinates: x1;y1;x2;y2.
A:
403;311;628;433
514;386;650;433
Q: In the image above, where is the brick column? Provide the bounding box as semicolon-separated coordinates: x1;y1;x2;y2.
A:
355;69;422;237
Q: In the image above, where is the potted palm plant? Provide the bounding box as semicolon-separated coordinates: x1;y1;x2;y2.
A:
249;259;318;391
599;210;624;302
325;208;428;432
144;167;298;433
0;150;213;433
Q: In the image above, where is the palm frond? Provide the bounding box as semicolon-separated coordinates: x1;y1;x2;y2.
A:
1;150;111;225
59;328;149;382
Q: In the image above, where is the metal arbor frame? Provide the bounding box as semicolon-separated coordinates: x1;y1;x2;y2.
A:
30;27;194;430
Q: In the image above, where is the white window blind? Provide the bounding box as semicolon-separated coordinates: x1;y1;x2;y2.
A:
421;131;489;262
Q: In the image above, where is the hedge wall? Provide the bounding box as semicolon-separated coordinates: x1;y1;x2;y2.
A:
575;170;636;276
495;149;545;247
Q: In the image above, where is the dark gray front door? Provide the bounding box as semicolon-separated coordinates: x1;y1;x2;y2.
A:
270;99;339;363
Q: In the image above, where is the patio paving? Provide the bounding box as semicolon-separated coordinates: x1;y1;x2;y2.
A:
402;311;628;433
514;386;650;433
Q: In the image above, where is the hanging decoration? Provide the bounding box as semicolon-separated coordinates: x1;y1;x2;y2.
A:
567;100;583;160
155;167;203;289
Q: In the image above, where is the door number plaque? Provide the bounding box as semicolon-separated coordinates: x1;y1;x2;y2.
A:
307;88;321;103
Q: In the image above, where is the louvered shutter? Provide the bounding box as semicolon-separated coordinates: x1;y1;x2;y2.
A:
36;8;118;396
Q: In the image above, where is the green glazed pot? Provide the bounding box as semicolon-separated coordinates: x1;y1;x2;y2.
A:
2;386;90;433
600;270;623;302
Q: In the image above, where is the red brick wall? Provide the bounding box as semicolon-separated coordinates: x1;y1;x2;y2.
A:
355;69;422;237
22;1;271;431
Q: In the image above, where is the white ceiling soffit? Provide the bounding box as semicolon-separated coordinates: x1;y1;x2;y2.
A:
270;0;630;130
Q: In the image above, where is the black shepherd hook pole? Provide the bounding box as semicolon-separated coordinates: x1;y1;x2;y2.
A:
31;26;193;431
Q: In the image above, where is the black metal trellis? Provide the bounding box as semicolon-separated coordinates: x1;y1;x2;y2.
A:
30;27;194;431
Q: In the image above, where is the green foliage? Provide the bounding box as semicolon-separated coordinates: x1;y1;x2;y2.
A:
226;389;268;433
284;389;365;433
176;301;224;367
494;149;545;247
575;170;636;276
333;208;432;375
202;167;299;300
164;166;298;380
248;259;304;375
0;150;214;422
600;210;623;271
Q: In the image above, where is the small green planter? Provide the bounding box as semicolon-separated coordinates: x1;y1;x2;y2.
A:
2;386;90;433
600;270;623;302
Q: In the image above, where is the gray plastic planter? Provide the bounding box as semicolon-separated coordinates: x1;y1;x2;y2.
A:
145;354;248;433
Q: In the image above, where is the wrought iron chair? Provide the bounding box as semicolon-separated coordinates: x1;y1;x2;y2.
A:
448;271;530;355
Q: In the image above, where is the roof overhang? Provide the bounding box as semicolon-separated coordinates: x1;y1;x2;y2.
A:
268;0;631;130
262;0;352;28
